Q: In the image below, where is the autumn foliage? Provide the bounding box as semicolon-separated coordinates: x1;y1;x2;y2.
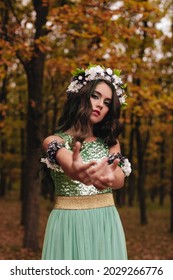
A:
0;0;173;255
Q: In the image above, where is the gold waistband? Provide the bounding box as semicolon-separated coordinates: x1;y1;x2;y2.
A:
54;193;115;210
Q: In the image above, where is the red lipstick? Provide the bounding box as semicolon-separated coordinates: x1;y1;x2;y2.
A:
92;110;100;116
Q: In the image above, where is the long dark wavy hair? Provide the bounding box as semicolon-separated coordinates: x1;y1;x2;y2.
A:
57;79;123;147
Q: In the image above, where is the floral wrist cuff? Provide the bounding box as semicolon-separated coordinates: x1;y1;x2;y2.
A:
46;140;65;164
108;152;132;177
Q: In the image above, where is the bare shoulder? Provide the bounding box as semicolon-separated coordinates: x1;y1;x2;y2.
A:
109;139;121;154
42;135;64;151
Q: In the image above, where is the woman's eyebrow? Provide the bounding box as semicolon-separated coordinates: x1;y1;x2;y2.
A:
94;90;101;95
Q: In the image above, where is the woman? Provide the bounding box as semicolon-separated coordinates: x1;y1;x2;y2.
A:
41;65;131;260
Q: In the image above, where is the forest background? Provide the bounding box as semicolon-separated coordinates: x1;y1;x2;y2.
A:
0;0;173;260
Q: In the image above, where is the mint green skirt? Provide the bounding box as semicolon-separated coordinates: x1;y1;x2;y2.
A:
41;205;127;260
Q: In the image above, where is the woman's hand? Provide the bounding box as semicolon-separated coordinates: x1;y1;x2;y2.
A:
50;140;97;185
43;137;96;185
69;141;97;185
87;157;125;190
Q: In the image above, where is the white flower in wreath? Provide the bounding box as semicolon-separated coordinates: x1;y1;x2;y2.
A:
67;80;78;92
113;83;118;89
116;88;123;96
113;75;122;84
119;96;126;105
78;75;83;80
86;66;104;78
105;75;111;82
106;68;113;75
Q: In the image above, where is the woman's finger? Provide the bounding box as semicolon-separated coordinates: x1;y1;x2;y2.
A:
89;158;108;174
110;158;120;170
72;141;82;162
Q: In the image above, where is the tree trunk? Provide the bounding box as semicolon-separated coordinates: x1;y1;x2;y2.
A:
0;165;7;196
22;1;49;250
20;115;26;225
128;113;136;206
23;57;44;250
135;118;148;225
0;69;8;196
159;137;166;206
170;113;173;233
170;158;173;232
52;96;59;133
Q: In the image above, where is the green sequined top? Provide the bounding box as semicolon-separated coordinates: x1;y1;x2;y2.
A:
41;132;112;196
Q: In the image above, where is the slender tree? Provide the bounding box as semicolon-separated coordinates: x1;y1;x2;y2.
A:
21;0;49;250
171;111;173;232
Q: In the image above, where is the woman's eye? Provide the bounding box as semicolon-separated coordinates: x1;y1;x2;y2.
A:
104;101;111;107
91;93;99;99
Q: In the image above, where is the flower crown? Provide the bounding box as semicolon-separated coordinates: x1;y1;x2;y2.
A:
66;65;127;107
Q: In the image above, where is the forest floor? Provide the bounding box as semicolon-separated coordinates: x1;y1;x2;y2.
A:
0;189;173;260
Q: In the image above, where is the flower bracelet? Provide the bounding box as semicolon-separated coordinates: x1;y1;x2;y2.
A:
46;140;65;164
108;152;132;177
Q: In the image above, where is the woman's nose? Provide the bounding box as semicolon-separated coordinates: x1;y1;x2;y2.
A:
96;99;103;108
